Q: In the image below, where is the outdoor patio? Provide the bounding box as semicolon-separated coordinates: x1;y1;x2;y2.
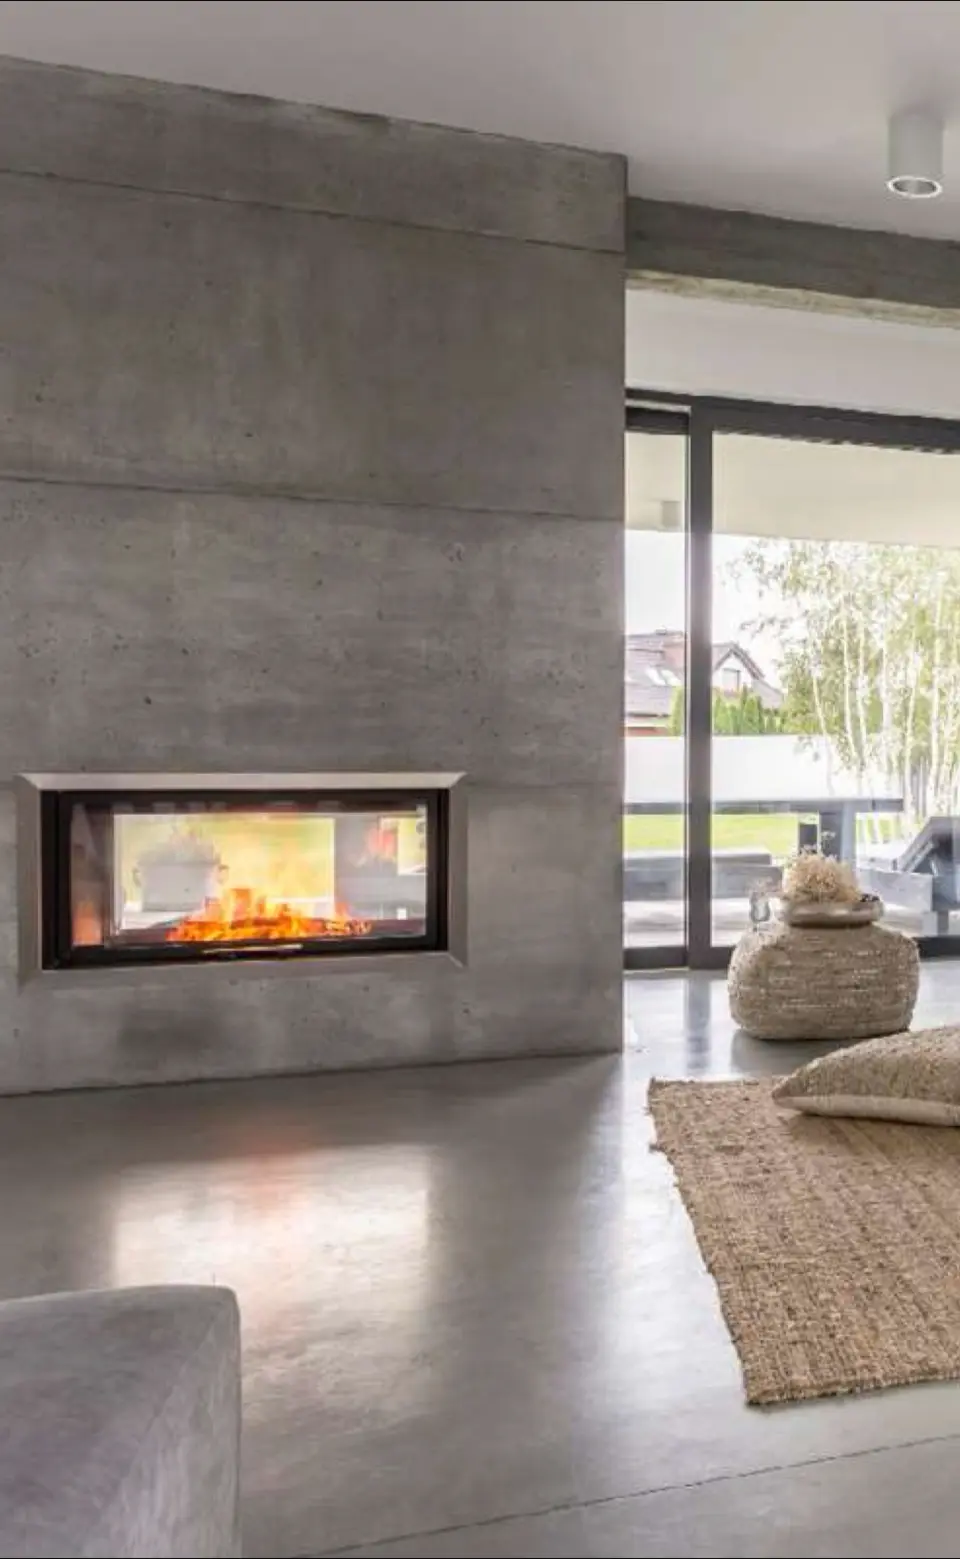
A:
624;734;960;950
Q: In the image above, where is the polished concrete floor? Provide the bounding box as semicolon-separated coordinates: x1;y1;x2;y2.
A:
3;968;960;1557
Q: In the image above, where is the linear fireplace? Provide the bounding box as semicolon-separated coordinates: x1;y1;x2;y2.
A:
17;774;463;973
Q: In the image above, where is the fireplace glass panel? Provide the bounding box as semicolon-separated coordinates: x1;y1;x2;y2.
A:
49;791;441;965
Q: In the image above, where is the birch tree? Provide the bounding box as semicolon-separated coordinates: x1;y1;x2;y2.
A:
735;540;960;824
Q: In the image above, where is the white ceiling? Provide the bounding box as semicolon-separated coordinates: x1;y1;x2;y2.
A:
5;0;960;236
626;289;960;420
627;429;960;548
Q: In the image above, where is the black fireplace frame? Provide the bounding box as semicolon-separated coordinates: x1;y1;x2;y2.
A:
39;785;450;970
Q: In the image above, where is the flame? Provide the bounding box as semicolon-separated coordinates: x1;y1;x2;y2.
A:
73;899;104;946
365;823;398;863
166;887;374;944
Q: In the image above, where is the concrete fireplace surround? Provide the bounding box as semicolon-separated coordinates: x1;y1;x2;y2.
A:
0;56;625;1093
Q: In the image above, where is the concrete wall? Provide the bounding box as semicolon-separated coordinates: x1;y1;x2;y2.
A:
0;58;625;1092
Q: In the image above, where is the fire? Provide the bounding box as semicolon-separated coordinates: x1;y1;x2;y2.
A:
166;887;374;944
73;899;104;947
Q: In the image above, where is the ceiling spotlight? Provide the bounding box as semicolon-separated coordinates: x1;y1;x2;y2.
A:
887;108;944;198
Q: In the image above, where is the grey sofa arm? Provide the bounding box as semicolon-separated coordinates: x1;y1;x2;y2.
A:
0;1285;241;1558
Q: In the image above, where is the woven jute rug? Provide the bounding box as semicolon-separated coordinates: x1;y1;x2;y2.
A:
649;1078;960;1405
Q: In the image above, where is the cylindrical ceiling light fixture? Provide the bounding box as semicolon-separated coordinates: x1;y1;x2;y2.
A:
887;108;944;198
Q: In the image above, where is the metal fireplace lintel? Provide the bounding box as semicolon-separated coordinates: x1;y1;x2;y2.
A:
20;771;465;792
15;772;468;989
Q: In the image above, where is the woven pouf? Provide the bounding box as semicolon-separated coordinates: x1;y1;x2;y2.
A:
728;920;919;1041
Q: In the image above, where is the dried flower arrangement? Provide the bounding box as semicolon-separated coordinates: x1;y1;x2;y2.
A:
780;850;862;907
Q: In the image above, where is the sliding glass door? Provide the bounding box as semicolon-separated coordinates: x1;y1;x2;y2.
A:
625;395;960;967
624;412;688;967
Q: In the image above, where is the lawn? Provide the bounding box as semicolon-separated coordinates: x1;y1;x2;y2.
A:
624;812;904;860
624;813;805;859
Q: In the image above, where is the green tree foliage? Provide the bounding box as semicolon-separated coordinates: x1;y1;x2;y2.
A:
666;682;782;735
734;539;960;820
668;684;685;735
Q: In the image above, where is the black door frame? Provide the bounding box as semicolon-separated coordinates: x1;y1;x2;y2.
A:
625;391;960;971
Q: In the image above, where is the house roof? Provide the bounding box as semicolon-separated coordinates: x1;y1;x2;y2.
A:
712;642;783;710
712;641;766;681
625;633;783;721
625;634;682;721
